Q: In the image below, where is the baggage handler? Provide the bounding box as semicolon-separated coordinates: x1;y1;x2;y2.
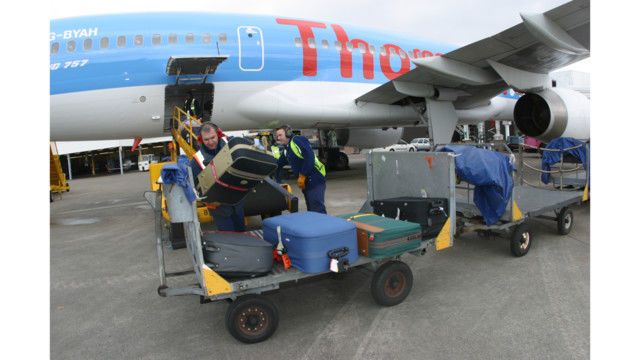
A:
274;125;327;214
190;122;246;231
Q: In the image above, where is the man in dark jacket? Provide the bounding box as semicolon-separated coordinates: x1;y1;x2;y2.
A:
274;125;326;213
190;122;246;231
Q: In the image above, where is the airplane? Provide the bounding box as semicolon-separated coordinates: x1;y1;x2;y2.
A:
50;0;590;169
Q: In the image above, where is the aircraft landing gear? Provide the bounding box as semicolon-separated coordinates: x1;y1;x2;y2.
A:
319;147;349;171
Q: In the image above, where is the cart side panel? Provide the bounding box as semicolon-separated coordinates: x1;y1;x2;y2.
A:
366;151;456;249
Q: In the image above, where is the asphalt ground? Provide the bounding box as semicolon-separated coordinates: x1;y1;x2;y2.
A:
50;153;589;359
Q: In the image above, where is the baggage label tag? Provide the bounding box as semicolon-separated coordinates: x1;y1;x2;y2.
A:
330;259;339;273
282;253;292;269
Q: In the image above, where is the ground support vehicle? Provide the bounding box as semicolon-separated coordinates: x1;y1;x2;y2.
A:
449;143;589;256
145;152;457;343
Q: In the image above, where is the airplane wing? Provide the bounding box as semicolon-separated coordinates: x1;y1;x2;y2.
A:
356;0;590;144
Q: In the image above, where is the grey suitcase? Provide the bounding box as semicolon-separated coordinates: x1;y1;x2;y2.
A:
202;231;274;278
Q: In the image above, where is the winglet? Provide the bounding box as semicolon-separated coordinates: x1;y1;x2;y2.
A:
520;12;589;56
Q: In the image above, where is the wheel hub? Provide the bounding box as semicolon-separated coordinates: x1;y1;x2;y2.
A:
384;272;406;297
520;232;530;250
238;306;267;334
563;215;572;229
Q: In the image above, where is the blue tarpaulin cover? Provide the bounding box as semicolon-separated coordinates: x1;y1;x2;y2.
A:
541;138;589;185
440;145;514;225
160;155;196;203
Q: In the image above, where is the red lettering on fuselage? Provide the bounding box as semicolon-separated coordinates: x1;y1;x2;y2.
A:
331;24;374;80
276;18;438;80
380;44;410;80
276;18;326;76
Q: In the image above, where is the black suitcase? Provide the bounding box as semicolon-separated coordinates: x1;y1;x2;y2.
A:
202;231;274;278
243;178;299;217
371;197;449;239
197;138;278;204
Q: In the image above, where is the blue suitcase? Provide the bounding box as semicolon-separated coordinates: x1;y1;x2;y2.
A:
262;212;358;273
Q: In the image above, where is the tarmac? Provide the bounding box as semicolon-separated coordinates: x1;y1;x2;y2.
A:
50;153;589;360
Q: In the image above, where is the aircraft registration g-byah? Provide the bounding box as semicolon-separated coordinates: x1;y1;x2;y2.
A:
50;0;590;164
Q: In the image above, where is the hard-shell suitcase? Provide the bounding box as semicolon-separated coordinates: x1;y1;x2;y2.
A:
202;231;274;278
197;138;278;204
339;214;422;258
262;212;358;274
371;197;449;239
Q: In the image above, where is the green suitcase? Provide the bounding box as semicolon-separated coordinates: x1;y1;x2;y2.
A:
339;213;422;259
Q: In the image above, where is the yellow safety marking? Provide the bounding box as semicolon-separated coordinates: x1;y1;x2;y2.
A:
197;206;213;223
582;183;589;202
435;218;452;251
149;162;173;192
347;213;376;220
202;265;232;296
512;200;523;222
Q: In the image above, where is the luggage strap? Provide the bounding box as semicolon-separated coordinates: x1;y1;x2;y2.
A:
209;159;249;192
346;213;376;220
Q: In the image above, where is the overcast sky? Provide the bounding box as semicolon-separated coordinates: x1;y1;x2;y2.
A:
50;0;590;71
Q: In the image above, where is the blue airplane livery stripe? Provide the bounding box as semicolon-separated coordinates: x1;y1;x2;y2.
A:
50;13;519;100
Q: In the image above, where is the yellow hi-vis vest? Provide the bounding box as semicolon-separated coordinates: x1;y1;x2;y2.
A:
271;145;282;159
286;138;326;177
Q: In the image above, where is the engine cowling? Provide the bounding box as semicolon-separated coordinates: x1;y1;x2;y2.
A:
514;88;590;142
334;128;403;149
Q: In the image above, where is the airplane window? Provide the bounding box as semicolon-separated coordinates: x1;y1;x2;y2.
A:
134;35;143;47
346;42;353;52
117;36;126;48
100;37;109;48
218;33;227;45
307;38;316;49
152;34;161;45
169;34;177;44
399;51;406;59
186;33;194;44
334;41;342;51
51;42;59;54
294;37;302;48
203;33;211;44
358;43;366;54
379;46;387;56
369;45;376;54
66;40;76;52
83;38;92;51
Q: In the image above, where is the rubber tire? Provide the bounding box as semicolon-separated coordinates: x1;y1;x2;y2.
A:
510;222;533;257
409;148;415;152
389;149;395;152
557;207;574;235
337;152;350;170
371;261;413;306
226;294;279;344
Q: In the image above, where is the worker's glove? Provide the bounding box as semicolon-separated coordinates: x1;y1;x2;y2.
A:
297;174;307;190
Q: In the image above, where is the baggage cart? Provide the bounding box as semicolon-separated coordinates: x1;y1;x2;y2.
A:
442;142;589;257
145;152;458;343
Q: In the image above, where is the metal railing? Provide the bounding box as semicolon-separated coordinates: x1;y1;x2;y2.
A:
171;106;204;159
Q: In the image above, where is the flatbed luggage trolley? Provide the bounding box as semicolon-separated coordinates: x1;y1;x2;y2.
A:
448;143;589;257
145;157;457;343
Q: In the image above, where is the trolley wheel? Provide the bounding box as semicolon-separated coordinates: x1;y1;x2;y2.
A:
225;294;279;344
510;222;532;257
371;261;413;307
556;207;574;235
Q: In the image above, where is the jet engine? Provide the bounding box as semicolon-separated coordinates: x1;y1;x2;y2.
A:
513;88;590;143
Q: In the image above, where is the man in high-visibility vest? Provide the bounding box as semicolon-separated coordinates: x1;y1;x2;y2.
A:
190;122;245;231
275;125;326;214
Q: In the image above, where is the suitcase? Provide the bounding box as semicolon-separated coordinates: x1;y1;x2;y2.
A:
197;138;278;204
339;214;422;258
262;212;358;274
243;179;298;217
202;231;274;278
371;197;449;239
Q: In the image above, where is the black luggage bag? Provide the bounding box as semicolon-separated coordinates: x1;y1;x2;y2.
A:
197;137;278;204
371;197;449;239
202;231;274;278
